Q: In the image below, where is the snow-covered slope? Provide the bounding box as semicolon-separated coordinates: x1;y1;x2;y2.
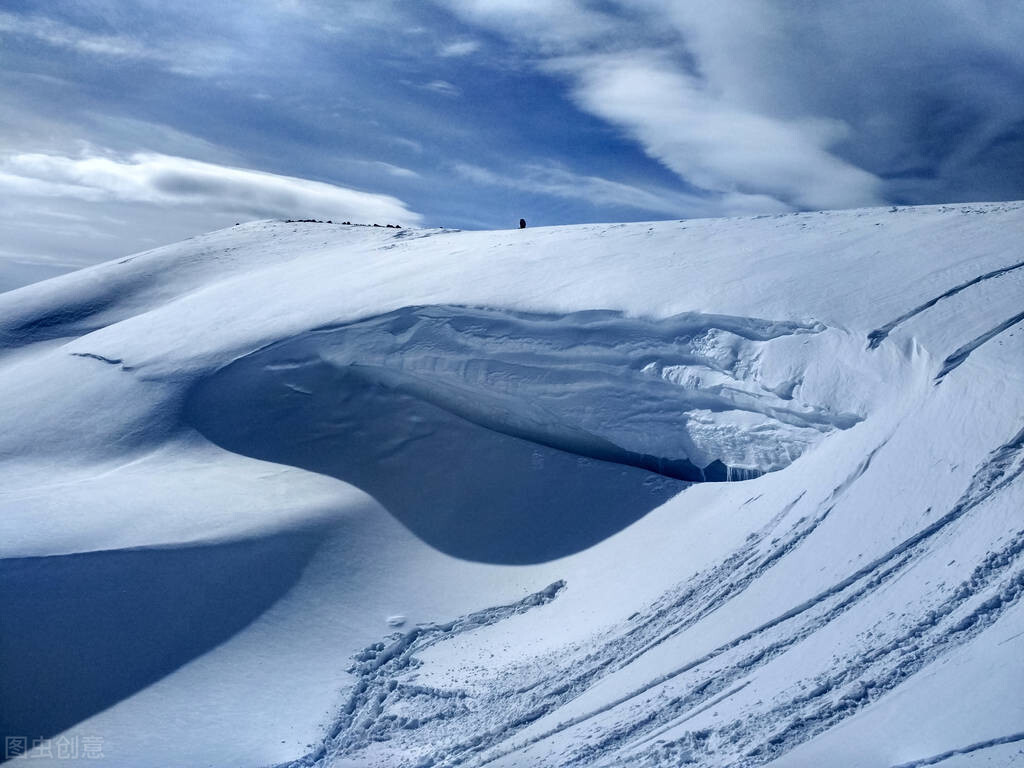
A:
1;204;1022;768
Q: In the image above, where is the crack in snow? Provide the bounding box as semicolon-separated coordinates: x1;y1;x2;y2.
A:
935;309;1024;381
867;258;1024;350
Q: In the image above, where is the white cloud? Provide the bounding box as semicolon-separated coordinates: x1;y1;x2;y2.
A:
438;40;481;57
439;0;618;54
0;11;235;77
345;159;421;179
422;79;462;97
441;0;1024;211
453;162;790;218
388;136;424;154
373;161;421;179
550;53;883;211
0;151;422;224
0;12;147;58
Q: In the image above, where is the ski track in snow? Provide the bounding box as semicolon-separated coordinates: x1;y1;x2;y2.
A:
293;426;1024;768
606;439;887;675
867;258;1024;350
281;581;568;767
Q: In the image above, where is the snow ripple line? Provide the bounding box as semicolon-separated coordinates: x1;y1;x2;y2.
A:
618;442;886;669
889;731;1024;768
732;531;1024;766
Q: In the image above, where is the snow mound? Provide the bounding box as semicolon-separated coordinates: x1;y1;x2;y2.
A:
185;305;864;562
2;203;1023;768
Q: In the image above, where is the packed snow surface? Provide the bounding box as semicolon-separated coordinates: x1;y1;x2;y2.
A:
1;203;1022;767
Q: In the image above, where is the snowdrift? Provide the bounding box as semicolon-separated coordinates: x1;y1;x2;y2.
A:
1;203;1022;767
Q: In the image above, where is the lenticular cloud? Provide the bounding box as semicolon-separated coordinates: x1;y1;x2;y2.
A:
0;151;421;223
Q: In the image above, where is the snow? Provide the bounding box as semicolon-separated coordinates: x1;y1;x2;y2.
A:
1;202;1022;767
0;255;75;295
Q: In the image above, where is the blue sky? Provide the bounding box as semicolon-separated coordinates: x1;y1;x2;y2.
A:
1;0;1023;273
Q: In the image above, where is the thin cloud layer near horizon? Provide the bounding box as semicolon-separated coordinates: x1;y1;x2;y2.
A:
1;0;1023;272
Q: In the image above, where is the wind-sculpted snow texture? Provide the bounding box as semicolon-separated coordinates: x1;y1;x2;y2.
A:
193;305;846;481
1;202;1022;767
185;306;858;562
